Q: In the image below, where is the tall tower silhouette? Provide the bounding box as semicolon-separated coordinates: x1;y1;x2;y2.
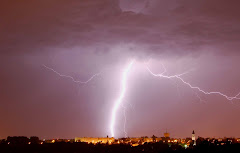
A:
192;130;196;146
164;129;170;138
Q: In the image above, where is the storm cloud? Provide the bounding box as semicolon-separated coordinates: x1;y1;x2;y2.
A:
1;0;240;56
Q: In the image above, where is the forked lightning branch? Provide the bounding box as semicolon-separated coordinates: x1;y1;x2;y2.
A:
43;60;240;138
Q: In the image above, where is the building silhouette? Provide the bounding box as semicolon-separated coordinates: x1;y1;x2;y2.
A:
164;129;170;138
192;130;196;146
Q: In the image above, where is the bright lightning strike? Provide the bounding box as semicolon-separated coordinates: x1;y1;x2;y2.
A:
145;64;240;101
110;60;134;138
122;104;128;138
44;60;240;139
43;64;100;84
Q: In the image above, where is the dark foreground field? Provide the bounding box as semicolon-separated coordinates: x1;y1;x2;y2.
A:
0;142;239;153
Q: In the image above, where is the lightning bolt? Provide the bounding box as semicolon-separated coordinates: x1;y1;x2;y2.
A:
145;64;240;101
122;104;128;138
110;60;134;138
43;60;240;139
111;60;240;138
43;64;100;84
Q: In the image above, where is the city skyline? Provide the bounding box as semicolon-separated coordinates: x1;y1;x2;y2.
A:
2;130;240;148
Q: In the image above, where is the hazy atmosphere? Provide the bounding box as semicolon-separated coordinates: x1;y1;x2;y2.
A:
1;0;240;139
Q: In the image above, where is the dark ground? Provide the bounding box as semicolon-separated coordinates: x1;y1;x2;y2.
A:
0;142;240;153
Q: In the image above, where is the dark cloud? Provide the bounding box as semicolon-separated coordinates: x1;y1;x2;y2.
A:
1;0;240;56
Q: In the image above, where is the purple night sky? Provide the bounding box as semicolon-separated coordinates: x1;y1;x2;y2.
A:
1;0;240;139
